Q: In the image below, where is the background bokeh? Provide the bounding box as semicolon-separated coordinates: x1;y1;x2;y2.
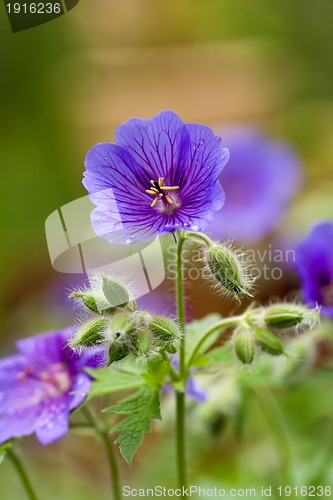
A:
1;1;333;498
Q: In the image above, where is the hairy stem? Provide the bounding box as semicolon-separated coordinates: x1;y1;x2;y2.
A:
186;231;214;247
7;447;38;500
176;231;187;494
82;407;122;500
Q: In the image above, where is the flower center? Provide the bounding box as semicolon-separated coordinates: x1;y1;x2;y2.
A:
145;178;179;208
320;283;333;307
18;362;71;399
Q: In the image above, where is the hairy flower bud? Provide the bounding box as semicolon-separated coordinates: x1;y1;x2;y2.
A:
254;327;285;356
108;343;131;365
264;304;318;329
149;316;180;353
71;318;109;349
71;291;118;315
137;329;151;356
107;313;137;365
207;245;252;300
110;312;136;338
234;331;255;364
101;275;130;308
149;316;180;340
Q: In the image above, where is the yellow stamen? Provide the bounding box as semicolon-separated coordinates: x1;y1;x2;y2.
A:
151;196;160;208
160;186;179;191
164;194;173;204
146;177;179;207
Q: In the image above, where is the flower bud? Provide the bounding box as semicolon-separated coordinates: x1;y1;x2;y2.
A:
107;342;131;365
264;304;318;329
101;275;130;308
107;313;137;365
254;327;285;356
149;316;180;340
109;312;136;338
71;318;109;349
207;245;252;300
234;332;255;364
137;329;151;356
71;291;118;315
149;316;180;353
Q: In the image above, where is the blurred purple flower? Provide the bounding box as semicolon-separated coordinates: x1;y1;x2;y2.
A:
295;221;333;318
164;355;206;402
0;329;104;445
185;376;207;403
83;110;229;243
206;128;302;243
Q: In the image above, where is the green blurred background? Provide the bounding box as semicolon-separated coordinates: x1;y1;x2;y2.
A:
1;1;333;498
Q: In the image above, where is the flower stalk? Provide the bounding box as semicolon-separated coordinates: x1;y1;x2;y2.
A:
82;407;122;500
7;447;38;500
175;231;187;494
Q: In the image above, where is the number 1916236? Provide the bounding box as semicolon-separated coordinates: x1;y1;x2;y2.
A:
6;3;62;14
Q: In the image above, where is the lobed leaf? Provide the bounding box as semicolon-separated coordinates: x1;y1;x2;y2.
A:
86;368;144;397
104;385;161;464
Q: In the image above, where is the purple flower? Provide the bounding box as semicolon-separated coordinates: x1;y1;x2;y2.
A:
295;221;333;318
206;128;302;243
164;355;207;403
185;376;207;403
83;110;229;243
0;329;104;445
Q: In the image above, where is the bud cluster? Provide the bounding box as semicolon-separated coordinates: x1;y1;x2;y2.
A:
233;302;319;365
70;275;181;365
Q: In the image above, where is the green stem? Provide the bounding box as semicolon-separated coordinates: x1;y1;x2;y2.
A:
175;231;187;493
186;315;246;370
186;231;214;247
82;407;122;500
7;447;38;500
176;391;186;490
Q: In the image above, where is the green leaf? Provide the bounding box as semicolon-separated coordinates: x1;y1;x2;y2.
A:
193;344;234;368
186;313;223;363
86;368;145;397
104;386;161;464
141;355;171;389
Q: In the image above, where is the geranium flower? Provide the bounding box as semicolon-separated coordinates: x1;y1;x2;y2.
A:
295;221;333;318
83;110;229;242
0;329;104;445
206;128;302;243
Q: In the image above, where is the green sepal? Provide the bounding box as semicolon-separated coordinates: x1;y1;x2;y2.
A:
70;318;109;349
254;327;285;356
264;304;310;329
101;275;130;308
71;291;118;316
107;343;131;365
208;245;252;300
234;332;255;364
